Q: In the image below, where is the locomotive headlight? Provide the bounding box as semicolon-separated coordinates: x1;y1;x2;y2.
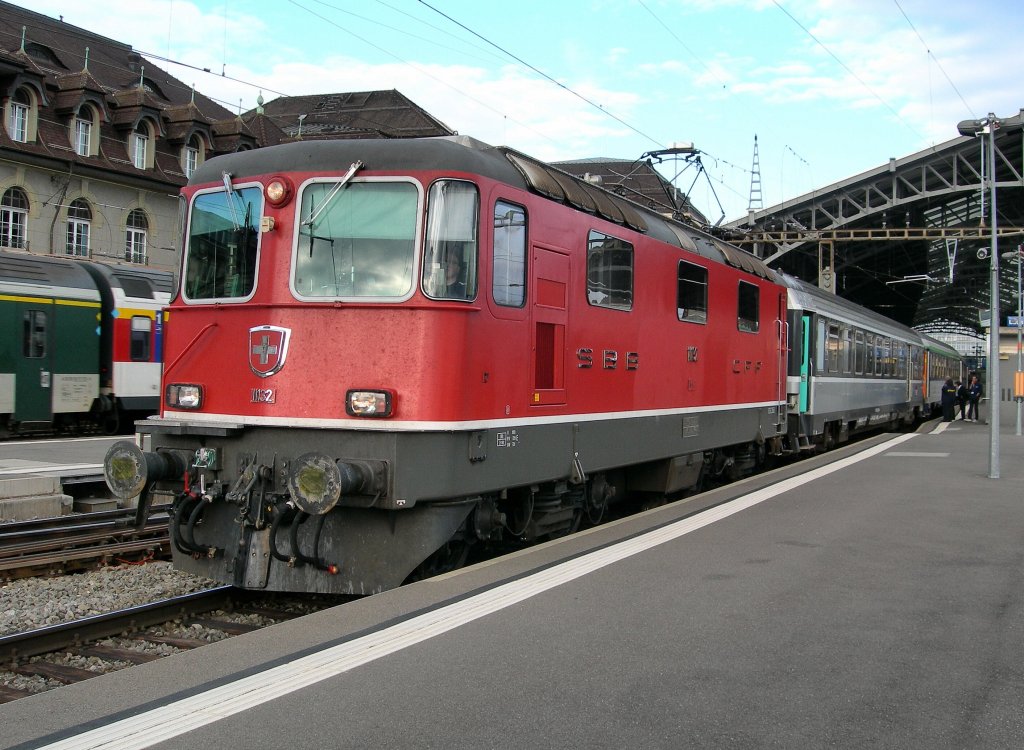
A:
265;176;293;207
165;383;203;409
346;389;393;417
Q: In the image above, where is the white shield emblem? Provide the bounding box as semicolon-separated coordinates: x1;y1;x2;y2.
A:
248;325;290;378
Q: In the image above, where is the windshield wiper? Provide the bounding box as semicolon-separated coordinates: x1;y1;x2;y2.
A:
222;171;241;231
301;161;364;229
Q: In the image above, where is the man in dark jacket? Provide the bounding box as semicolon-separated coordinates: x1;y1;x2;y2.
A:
941;378;957;422
955;380;968;420
966;375;983;421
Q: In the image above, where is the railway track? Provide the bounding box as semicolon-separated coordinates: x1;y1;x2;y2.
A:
0;506;171;580
0;587;347;704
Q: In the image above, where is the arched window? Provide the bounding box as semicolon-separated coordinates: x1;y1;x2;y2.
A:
0;187;29;249
183;134;204;178
66;198;91;256
125;208;148;263
73;104;98;156
6;88;35;143
129;121;152;169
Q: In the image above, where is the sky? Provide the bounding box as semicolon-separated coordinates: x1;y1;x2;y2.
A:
17;0;1024;223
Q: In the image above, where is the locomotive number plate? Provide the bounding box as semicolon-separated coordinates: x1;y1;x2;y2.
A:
251;388;276;404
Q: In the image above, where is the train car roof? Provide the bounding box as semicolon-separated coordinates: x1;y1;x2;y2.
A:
777;272;923;342
919;333;962;358
0;249;100;302
194;136;773;281
77;260;175;301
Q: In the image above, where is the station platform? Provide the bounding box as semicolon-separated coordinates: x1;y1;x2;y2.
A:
2;412;1022;749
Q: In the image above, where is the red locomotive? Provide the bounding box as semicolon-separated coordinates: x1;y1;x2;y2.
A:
104;135;795;594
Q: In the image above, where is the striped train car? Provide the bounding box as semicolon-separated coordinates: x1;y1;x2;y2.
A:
0;249;172;435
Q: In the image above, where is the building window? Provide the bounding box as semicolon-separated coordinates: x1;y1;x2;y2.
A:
74;116;91;156
183;135;203;178
586;230;633;311
0;187;29;249
130;126;149;169
66;198;91;257
492;200;527;307
7;89;30;142
125;208;148;263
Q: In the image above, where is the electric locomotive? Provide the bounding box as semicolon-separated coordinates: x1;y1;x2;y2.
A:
103;136;792;594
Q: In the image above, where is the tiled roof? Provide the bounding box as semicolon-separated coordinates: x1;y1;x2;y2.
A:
0;1;254;187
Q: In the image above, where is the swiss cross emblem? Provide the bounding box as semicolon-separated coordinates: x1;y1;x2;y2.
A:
248;325;290;378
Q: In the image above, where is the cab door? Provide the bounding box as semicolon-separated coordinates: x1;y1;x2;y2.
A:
530;245;569;406
14;302;53;423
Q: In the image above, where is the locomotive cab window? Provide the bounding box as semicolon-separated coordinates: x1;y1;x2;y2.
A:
587;231;633;311
493;201;527;307
184;186;263;301
295;179;418;300
677;260;708;323
422;180;478;301
737;281;759;333
130;316;152;361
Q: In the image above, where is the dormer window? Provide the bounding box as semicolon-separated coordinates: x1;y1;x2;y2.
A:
130;121;152;169
5;88;37;143
183;134;204;178
73;104;99;156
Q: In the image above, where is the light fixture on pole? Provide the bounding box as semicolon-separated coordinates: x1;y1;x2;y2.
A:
957;113;1001;479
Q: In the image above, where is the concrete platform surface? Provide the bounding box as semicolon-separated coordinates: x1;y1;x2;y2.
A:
1;417;1022;749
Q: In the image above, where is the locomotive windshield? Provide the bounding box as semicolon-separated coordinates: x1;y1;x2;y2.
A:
295;179;418;299
184;186;263;300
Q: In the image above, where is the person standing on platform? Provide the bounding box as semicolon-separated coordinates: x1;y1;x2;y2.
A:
966;374;983;421
955;380;968;420
941;377;957;422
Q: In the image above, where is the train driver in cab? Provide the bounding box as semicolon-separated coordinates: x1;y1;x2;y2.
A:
444;252;467;298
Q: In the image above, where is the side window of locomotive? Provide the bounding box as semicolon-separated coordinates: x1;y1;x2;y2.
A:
677;260;707;323
492;201;527;307
22;310;46;358
737;280;759;333
184;186;263;301
130;316;152;361
422;180;479;301
587;231;633;311
295;180;418;299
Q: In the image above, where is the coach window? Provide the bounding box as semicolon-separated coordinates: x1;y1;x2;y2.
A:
295;179;417;299
130;316;152;361
840;326;852;373
185;185;263;300
493;201;527;307
587;231;632;310
854;330;866;374
737;280;759;332
22;311;46;358
826;322;840;372
816;319;826;373
422;180;478;301
677;260;708;323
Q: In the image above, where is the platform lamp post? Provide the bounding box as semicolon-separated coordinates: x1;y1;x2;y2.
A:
957;113;1002;479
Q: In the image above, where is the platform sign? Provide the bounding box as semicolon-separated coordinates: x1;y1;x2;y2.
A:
1009;316;1024;327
